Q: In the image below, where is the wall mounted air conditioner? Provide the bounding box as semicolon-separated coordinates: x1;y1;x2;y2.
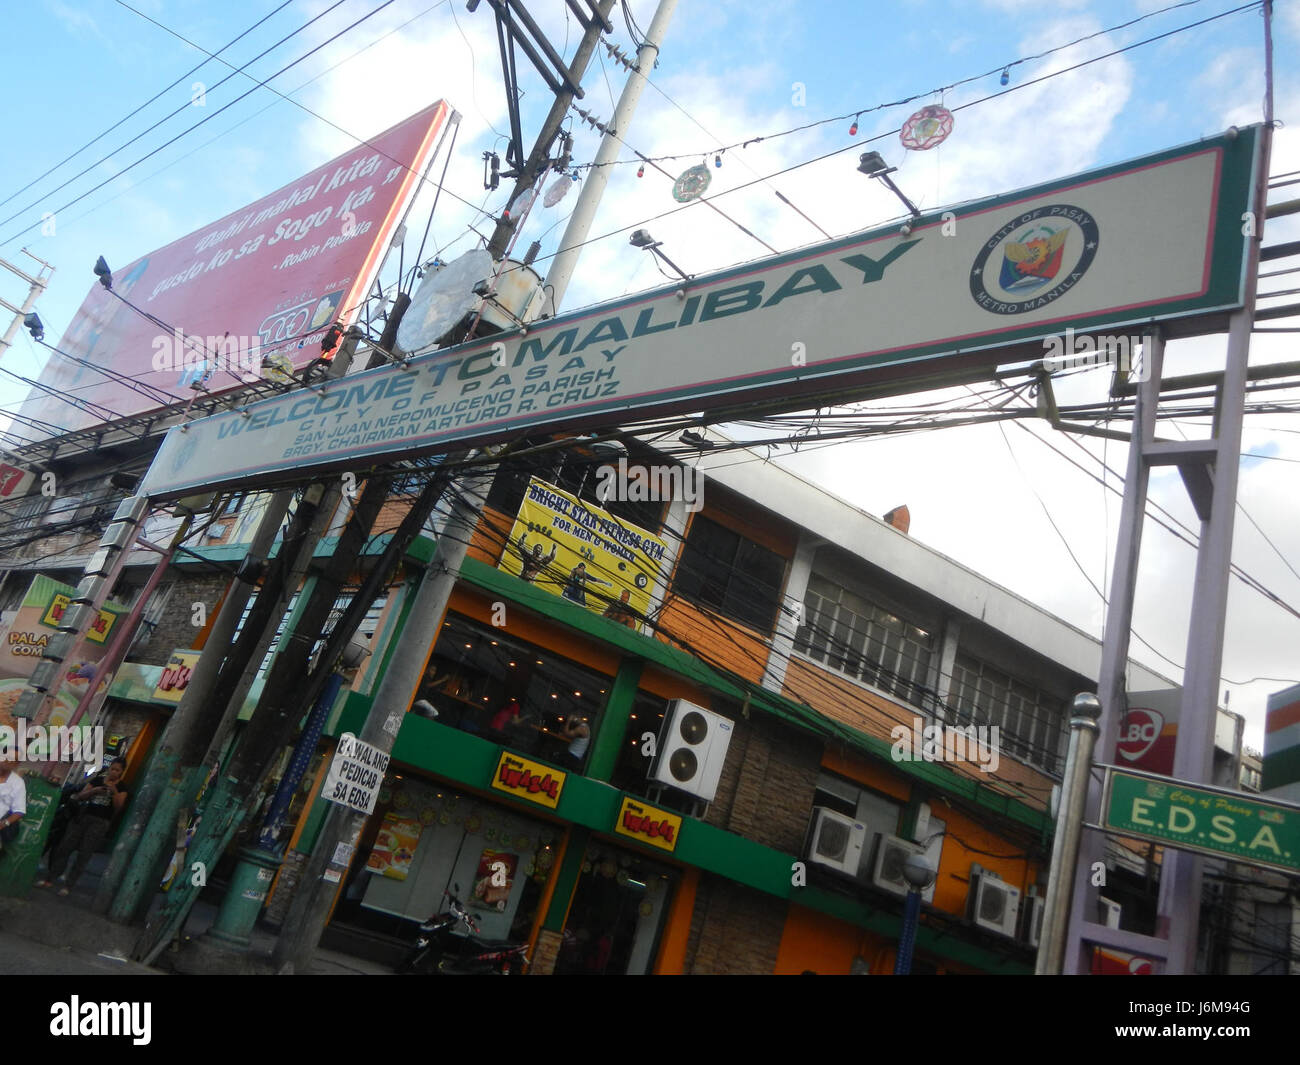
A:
869;834;936;902
968;864;1020;938
1021;886;1046;947
806;807;867;876
1098;896;1122;929
648;700;734;801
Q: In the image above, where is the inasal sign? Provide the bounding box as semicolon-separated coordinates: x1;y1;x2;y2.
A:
141;128;1260;498
22;101;453;439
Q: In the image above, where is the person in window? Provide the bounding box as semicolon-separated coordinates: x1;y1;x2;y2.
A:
562;562;610;607
561;715;590;770
39;758;128;896
489;695;525;739
517;534;557;584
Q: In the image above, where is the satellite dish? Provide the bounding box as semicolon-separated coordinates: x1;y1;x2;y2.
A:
397;248;493;354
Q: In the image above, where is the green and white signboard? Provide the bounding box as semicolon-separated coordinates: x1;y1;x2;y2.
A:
1103;766;1300;875
142;126;1262;499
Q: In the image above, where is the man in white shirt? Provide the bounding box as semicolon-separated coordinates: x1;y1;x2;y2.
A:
0;758;26;850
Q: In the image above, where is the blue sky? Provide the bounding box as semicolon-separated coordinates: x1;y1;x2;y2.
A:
1;0;1298;748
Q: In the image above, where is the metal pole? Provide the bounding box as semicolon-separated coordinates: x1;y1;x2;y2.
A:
894;888;922;975
1037;693;1101;975
544;0;679;310
271;471;493;973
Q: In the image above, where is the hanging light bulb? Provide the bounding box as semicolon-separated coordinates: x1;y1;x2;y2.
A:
1000;67;1010;86
714;153;721;168
570;169;580;182
849;119;859;137
637;163;644;178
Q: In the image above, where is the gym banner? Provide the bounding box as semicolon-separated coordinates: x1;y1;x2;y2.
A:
498;477;665;623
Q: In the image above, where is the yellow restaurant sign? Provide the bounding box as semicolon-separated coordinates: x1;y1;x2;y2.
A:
491;751;565;809
42;594;119;645
615;796;681;853
153;649;201;704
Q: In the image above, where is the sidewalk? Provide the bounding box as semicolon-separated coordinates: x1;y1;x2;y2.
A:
0;854;394;976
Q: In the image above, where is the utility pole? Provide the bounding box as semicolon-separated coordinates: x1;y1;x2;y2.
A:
545;0;678;309
485;0;617;260
0;250;52;365
272;470;492;973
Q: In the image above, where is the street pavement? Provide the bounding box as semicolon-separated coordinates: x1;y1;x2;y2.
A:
0;853;394;976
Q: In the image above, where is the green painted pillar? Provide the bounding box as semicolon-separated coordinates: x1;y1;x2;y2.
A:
205;846;281;948
543;826;589;933
585;658;642;782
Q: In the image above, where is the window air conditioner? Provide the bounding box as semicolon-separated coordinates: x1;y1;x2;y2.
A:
1098;896;1122;929
869;834;935;902
806;807;867;876
968;864;1020;938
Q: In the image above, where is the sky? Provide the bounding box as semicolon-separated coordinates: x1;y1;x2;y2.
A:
0;0;1297;751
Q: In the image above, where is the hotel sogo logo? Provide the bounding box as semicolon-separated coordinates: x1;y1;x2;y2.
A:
970;203;1100;315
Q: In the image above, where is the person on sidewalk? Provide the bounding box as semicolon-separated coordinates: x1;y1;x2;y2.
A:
0;759;26;856
40;759;127;896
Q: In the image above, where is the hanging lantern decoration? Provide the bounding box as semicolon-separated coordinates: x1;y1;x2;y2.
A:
543;173;572;208
506;187;536;219
900;104;954;151
636;163;645;178
849;117;859;137
714;153;722;168
672;163;712;203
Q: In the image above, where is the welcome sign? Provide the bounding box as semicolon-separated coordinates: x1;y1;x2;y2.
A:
141;128;1260;498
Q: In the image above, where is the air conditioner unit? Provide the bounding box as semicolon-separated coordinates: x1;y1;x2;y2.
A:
648;700;734;801
869;834;935;902
1021;887;1046;947
1098;896;1122;929
806;807;867;876
968;865;1020;938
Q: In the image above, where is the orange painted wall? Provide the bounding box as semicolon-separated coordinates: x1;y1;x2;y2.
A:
774;905;891;975
924;796;1040;912
653;595;771;685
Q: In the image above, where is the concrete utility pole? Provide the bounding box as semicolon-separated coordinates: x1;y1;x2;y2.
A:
272;471;492;973
486;0;618;260
544;0;678;309
0;251;52;365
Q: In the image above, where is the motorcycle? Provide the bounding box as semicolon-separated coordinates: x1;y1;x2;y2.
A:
399;891;530;975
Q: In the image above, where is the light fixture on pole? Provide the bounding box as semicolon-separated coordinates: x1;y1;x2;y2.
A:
894;852;936;974
93;256;113;290
23;313;44;342
857;151;921;229
629;229;692;283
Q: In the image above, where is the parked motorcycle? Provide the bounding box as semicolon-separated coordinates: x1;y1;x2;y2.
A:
399;891;530;975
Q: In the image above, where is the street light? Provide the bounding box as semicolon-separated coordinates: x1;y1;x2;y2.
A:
857;152;921;227
894;852;936;974
629;228;692;283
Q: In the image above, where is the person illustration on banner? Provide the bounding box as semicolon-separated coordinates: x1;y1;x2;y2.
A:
602;589;639;628
562;562;610;607
517;533;557;584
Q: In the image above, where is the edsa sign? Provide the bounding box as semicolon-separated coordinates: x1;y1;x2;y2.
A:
1103;767;1300;875
142;127;1261;499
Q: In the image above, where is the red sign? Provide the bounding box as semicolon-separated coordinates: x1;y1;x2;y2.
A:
20;101;452;437
1117;706;1176;775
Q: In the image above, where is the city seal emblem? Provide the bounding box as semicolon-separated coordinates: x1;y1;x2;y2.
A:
970;203;1099;315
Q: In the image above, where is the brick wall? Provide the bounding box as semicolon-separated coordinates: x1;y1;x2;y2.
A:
700;712;820;854
686;875;787;974
133;573;230;663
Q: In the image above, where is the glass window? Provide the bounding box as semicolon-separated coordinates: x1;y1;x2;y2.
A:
949;654;1066;773
673;515;786;633
418;613;611;774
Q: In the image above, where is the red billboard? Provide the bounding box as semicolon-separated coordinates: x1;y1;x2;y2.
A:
20;100;453;437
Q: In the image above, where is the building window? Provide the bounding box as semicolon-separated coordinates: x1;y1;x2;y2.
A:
672;516;785;633
948;654;1066;773
794;574;935;709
